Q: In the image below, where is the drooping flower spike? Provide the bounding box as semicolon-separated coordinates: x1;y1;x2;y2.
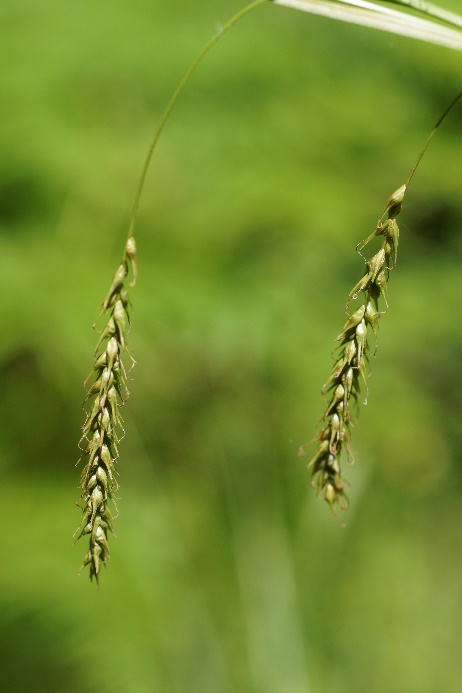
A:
72;0;268;585
305;184;406;520
75;237;136;583
304;89;462;519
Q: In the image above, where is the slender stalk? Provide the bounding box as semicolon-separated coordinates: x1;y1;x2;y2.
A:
124;0;462;257
371;89;462;224
125;0;269;250
406;89;462;188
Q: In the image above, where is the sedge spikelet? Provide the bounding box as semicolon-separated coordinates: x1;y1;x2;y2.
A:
304;185;406;519
303;91;462;518
70;1;268;584
75;236;137;583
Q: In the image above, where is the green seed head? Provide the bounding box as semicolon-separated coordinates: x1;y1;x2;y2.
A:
76;243;135;583
305;184;401;520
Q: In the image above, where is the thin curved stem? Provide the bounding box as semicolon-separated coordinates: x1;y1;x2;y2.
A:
406;89;462;188
124;0;462;255
125;0;269;248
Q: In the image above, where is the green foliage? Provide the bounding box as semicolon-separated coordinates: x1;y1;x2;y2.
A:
1;0;462;691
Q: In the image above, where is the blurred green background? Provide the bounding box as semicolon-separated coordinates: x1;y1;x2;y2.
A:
2;1;462;691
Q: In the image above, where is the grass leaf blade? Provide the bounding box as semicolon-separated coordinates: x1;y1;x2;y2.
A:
272;0;462;51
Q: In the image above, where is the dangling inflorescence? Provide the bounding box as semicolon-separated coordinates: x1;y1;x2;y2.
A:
305;184;406;520
74;236;137;583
